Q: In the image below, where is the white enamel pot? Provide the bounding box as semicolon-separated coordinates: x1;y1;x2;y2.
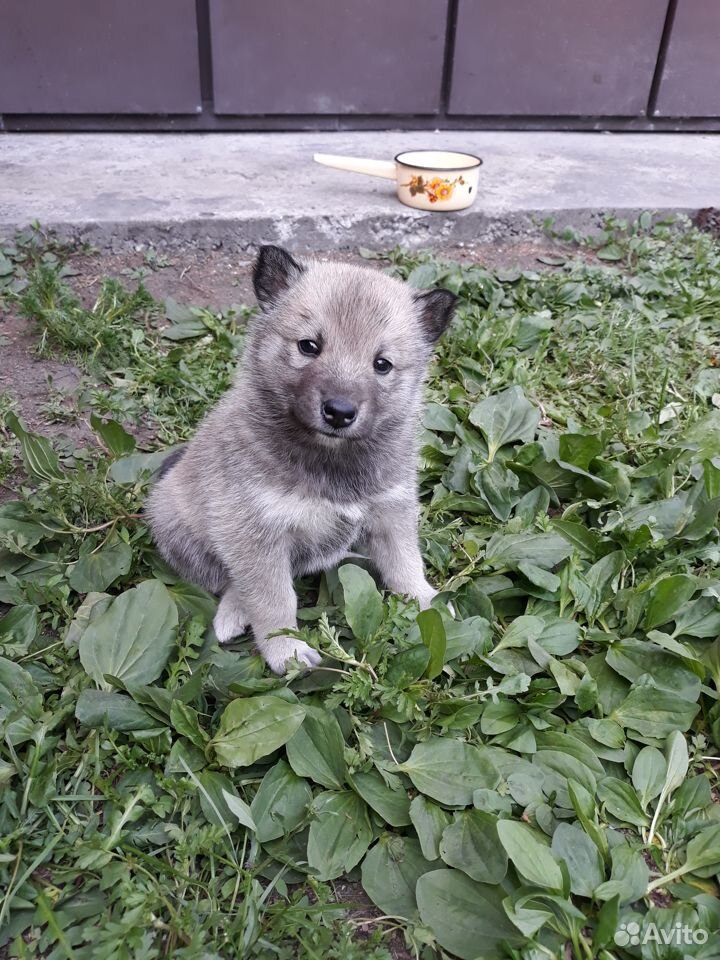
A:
313;149;483;211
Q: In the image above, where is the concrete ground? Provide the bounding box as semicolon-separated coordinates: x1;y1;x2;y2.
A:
0;131;718;251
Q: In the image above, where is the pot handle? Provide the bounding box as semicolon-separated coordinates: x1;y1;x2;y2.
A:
313;153;397;180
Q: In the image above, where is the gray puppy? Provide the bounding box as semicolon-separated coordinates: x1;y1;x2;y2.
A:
146;246;455;673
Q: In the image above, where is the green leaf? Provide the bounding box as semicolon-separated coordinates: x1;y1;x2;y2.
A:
163;313;208;341
417;607;446;679
197;771;239;828
491;614;545;656
163;299;208;339
0;604;40;652
469;386;540;459
423;402;458;433
444;616;492;660
481;700;521;735
551;822;605;897
586;718;624;748
559;432;604;470
517;561;560;592
643;574;697;630
409;795;451;861
596;242;624;261
350;769;411;826
597;777;648;827
551;518;604;558
533;745;600;807
496;820;564;890
536;731;605;774
575;673;599;712
611;686;699;738
250;759;313;842
285;704;346;789
672;595;720;638
646;826;720;893
168;582;217;623
416;869;523;960
361;835;436;919
109;447;182;483
0;656;43;740
681;410;720;460
648;730;689;842
594;895;620;949
631;746;666;810
606;638;701;703
385;644;430;687
704;457;720;497
474;461;520;521
210;695;305;769
79;580;178;690
75;690;154;732
438;809;507;883
0;503;49;553
485;532;573;572
594;843;649;904
684;823;720;872
400;738;500;806
307;790;372;881
221;789;256;831
6;413;65;482
169;700;209;749
164;297;199;323
706;638;720;688
69;540;133;593
407;263;440;288
338;564;383;640
568;779;608;861
90;414;136;457
573;550;625;621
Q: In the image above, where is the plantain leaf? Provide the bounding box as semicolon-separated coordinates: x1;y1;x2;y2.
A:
338;564;383;640
496;820;564;890
307;791;372;881
79;580;177;690
210;695;305;769
399;738;500;806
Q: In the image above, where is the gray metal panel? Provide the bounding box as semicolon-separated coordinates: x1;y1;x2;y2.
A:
655;1;720;116
209;0;448;115
449;0;668;116
0;0;201;114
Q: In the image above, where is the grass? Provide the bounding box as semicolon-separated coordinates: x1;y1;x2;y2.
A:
0;218;719;959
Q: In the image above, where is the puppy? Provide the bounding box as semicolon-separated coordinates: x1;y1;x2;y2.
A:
146;246;455;674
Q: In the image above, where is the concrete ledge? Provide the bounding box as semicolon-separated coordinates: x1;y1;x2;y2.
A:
0;131;718;250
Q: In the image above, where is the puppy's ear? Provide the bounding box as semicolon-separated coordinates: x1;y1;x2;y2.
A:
414;289;457;343
253;245;304;309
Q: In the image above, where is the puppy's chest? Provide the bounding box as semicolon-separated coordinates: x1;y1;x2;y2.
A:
260;490;366;544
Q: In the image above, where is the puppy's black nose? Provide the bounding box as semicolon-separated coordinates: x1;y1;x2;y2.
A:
321;397;357;429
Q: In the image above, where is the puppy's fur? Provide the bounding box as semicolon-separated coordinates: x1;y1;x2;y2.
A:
146;246;455;674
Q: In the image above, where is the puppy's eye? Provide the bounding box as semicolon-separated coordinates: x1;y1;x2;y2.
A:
298;339;321;357
374;356;393;374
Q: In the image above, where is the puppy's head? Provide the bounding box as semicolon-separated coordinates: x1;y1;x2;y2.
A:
247;245;455;445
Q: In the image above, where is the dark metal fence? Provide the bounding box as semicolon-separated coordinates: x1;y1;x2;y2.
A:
1;0;718;132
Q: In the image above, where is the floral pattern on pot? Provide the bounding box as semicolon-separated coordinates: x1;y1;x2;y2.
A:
403;174;466;203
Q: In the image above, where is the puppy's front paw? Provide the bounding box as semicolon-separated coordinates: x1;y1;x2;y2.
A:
212;602;249;644
263;637;321;675
416;584;456;617
416;583;439;610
